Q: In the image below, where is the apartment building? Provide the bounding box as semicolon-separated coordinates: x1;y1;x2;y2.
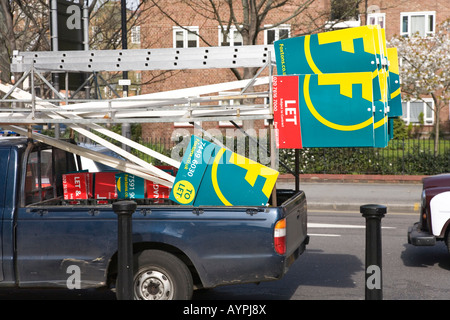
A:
138;0;450;140
364;0;450;137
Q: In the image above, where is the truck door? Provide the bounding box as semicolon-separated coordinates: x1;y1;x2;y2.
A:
15;144;116;288
0;147;10;282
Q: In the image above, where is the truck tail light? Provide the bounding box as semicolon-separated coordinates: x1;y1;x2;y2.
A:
274;218;286;255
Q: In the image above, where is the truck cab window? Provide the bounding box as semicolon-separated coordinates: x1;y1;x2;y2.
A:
23;145;78;206
24;148;54;205
53;147;78;198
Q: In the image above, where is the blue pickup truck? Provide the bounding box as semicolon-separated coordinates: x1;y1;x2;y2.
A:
0;136;308;300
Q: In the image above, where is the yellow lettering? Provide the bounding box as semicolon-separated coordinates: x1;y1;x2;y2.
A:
317;72;373;102
211;149;279;205
318;26;376;55
303;74;374;132
228;152;278;198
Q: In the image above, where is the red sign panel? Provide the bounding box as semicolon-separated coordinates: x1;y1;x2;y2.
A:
62;172;92;200
272;76;302;149
146;180;171;203
94;172;118;201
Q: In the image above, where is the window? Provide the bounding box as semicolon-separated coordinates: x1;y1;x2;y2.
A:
131;26;141;44
325;0;361;29
23;146;77;206
264;25;290;44
25;148;54;205
173;26;199;48
331;0;360;21
401;12;435;37
219;26;243;46
367;12;385;29
402;99;434;125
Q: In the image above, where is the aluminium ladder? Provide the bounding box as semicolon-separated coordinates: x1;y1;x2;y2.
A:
1;45;279;187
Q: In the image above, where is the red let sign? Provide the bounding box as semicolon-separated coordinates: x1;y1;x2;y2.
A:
272;76;302;149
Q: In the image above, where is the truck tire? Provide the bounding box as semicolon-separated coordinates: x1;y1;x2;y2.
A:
133;250;193;300
446;230;450;254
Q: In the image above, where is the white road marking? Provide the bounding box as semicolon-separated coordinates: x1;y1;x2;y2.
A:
307;223;395;236
308;223;395;229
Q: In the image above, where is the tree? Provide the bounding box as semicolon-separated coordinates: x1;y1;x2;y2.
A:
147;0;364;81
389;19;450;155
145;0;365;132
90;0;179;93
0;0;101;88
0;0;169;95
0;0;52;84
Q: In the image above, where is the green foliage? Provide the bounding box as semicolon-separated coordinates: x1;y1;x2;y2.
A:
146;134;450;176
278;139;450;175
392;117;408;140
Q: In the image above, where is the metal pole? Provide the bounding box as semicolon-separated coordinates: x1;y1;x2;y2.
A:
121;0;131;151
51;0;58;52
360;204;386;300
83;1;89;51
83;1;91;100
51;0;60;139
120;0;129;97
295;149;299;192
113;200;137;300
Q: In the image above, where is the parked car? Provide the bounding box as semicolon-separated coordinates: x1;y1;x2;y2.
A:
408;174;450;253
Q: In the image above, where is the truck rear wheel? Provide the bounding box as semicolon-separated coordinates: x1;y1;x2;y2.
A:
133;250;193;300
446;230;450;254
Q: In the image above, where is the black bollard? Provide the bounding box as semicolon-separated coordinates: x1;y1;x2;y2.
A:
113;200;137;300
360;204;386;300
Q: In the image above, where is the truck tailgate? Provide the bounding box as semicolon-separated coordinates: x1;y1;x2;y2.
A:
280;189;308;258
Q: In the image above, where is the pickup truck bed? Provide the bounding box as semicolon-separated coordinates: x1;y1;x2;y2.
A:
0;137;308;299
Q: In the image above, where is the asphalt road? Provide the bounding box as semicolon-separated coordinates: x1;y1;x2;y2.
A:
1;182;447;301
277;181;423;213
193;210;449;300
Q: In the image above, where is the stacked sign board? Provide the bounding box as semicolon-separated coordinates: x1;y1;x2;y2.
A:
170;26;402;207
273;25;402;148
62;170;173;204
169;135;279;207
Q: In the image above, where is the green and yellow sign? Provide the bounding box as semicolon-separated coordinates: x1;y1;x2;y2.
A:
116;172;145;199
170;136;279;206
387;47;402;118
274;25;401;148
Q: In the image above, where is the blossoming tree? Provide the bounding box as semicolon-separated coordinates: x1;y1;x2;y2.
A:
389;19;450;154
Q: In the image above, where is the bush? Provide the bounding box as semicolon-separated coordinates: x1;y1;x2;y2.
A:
278;141;450;175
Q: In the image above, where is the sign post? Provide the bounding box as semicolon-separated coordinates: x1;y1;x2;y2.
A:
113;200;137;300
361;204;387;300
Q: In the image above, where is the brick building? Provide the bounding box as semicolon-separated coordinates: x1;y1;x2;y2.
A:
138;0;450;140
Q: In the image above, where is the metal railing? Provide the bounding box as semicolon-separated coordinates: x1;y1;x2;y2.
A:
138;135;450;176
